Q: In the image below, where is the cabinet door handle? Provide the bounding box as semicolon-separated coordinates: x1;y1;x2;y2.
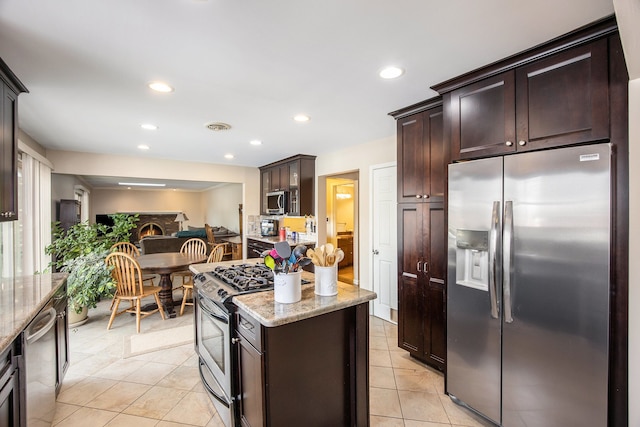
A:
423;194;429;199
231;337;241;344
505;141;513;146
518;140;527;146
423;261;429;273
415;195;422;199
417;261;422;272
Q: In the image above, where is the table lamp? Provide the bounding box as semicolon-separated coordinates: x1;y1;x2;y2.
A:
175;212;189;231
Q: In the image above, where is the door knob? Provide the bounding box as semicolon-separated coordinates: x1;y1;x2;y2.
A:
373;249;379;255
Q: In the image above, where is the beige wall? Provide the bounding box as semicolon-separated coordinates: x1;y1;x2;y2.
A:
91;187;204;230
46;150;260;254
89;183;243;233
203;183;243;233
316;135;396;292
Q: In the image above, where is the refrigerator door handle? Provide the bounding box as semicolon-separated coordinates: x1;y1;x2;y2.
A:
503;200;514;323
489;201;500;319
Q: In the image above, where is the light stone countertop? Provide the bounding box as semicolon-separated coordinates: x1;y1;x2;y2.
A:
190;260;376;327
246;234;316;247
0;273;68;353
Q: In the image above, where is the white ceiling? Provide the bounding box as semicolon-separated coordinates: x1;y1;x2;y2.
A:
0;0;615;180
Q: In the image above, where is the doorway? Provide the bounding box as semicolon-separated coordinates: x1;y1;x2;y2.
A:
371;163;397;323
325;173;358;285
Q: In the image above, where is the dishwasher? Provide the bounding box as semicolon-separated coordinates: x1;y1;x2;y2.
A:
24;300;57;427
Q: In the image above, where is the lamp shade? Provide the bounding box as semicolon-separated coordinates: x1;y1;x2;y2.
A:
175;212;189;222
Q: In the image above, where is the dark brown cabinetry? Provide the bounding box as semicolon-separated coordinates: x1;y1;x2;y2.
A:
235;304;369;427
0;339;22;427
436;29;612;160
390;99;448;372
0;59;28;222
259;154;315;216
246;238;273;259
397;202;446;371
337;234;353;267
58;199;81;231
396;104;445;203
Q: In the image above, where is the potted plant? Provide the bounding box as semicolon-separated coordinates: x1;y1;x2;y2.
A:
45;213;139;325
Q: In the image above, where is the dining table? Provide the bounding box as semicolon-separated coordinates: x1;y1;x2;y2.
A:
136;252;207;318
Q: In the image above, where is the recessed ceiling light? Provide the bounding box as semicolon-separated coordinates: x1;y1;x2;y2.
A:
379;66;404;79
148;81;174;93
140;123;158;130
224;154;234;159
118;182;166;187
294;114;310;122
137;144;150;150
250;140;262;146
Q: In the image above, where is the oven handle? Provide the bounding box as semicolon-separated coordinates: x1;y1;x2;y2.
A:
198;361;231;408
198;294;229;325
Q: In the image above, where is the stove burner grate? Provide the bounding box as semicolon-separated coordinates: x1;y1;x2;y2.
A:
211;263;274;292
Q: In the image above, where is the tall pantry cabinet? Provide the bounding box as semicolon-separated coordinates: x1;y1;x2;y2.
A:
390;98;448;371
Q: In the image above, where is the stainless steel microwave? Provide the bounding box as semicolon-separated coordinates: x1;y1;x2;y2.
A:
266;190;288;215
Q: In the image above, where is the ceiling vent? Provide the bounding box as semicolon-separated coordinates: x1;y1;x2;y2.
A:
206;122;232;132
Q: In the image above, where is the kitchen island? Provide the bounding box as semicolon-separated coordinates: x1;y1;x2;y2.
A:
190;261;376;427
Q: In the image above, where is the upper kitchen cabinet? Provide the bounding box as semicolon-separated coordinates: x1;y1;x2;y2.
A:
260;154;316;216
433;17;616;161
267;163;290;192
390;98;446;203
0;58;28;222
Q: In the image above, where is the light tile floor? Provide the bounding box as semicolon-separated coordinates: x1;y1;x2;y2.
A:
53;298;491;427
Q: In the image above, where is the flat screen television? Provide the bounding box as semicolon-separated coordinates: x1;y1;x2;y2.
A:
95;214;115;228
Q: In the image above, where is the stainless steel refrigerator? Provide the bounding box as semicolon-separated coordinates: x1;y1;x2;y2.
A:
447;143;610;427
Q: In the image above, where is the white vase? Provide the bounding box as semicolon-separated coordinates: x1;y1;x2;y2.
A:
274;271;302;303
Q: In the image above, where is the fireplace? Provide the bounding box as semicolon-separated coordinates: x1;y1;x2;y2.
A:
115;213;181;244
138;222;165;240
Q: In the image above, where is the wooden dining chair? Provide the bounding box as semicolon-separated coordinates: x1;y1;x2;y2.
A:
205;223;231;258
180;243;226;316
204;223;216;247
172;238;208;288
105;251;165;333
109;241;157;309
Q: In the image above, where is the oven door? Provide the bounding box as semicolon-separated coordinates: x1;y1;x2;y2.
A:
195;291;233;409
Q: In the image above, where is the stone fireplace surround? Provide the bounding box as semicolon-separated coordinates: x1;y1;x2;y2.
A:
124;213;181;243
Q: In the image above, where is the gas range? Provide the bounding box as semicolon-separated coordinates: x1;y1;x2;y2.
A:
194;262;274;304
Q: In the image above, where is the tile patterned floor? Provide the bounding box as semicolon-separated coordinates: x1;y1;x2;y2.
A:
53;298;490;427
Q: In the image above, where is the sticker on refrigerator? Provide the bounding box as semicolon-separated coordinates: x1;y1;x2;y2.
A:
579;153;600;162
455;229;489;292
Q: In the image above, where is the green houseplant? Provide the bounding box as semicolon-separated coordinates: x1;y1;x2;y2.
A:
45;213;140;315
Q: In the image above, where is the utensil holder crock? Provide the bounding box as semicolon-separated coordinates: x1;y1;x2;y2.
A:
314;265;338;296
274;271;302;303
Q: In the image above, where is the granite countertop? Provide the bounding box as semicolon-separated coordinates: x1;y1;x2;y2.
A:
0;273;68;354
190;260;376;327
246;234;316;247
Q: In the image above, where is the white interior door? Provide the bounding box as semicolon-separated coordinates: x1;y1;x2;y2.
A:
371;164;397;322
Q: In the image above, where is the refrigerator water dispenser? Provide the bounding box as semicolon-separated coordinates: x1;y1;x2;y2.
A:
455;229;489;291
